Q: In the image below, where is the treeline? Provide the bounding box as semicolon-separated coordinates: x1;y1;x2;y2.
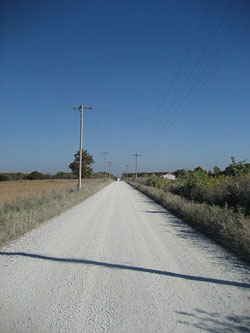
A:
0;171;117;182
0;149;118;182
0;171;75;181
124;157;250;180
124;171;169;178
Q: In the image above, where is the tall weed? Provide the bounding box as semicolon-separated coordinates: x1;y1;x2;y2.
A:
130;182;250;264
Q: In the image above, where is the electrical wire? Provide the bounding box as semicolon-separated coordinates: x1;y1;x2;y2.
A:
161;19;250;138
157;1;250;136
137;0;214;152
141;1;249;154
142;0;234;149
36;0;105;151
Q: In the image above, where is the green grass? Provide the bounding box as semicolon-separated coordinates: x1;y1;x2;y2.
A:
130;181;250;264
0;179;111;247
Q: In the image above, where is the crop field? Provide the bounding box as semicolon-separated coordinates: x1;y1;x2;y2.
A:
0;178;110;246
0;179;79;205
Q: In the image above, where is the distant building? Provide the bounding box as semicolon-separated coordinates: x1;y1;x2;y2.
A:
161;173;176;180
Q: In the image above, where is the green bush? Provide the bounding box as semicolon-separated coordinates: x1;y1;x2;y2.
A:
154;159;250;215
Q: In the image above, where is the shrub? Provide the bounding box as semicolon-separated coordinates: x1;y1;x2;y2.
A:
0;175;9;181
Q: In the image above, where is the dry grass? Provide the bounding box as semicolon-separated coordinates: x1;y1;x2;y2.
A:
0;179;79;205
129;181;250;265
0;179;112;247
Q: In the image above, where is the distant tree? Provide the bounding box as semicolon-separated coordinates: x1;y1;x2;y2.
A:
0;174;9;181
69;150;94;178
194;166;206;174
213;166;221;176
27;171;44;180
54;172;74;179
224;156;250;177
173;169;191;179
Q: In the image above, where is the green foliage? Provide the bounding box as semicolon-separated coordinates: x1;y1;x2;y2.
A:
0;172;27;181
141;157;250;216
213;166;221;176
69;150;94;178
173;169;192;179
54;172;74;179
0;174;9;181
146;175;162;189
27;171;45;180
179;168;209;201
224;156;250;177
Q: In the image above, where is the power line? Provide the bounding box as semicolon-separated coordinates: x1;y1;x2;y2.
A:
37;0;87;95
141;1;250;153
141;0;234;152
161;18;250;138
37;0;105;150
157;1;250;136
137;0;214;151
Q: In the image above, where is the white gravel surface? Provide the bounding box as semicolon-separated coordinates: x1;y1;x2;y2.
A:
0;181;250;332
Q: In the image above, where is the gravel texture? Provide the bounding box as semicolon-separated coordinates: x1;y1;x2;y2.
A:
0;181;250;332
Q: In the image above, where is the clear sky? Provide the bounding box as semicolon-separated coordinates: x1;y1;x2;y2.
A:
1;0;250;176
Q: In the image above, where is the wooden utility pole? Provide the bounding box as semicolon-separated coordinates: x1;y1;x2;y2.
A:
108;161;112;178
103;152;109;180
72;104;93;190
132;153;141;179
126;164;129;181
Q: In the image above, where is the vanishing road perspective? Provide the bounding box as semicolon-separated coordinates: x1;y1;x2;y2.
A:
0;181;250;332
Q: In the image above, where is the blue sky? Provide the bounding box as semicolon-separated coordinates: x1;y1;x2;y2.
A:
1;0;250;176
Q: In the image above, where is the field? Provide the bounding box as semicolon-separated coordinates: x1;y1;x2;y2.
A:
0;178;111;246
0;179;79;205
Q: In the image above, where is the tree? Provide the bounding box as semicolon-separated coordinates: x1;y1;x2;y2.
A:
213;166;221;176
224;156;250;177
69;150;94;178
54;172;74;179
27;171;44;180
173;169;192;179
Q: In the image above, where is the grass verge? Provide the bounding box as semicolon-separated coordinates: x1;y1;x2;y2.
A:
129;182;250;264
0;179;112;247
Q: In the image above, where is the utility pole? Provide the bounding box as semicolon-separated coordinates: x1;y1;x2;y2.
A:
102;152;109;180
108;161;112;178
126;164;129;181
132;153;141;179
72;104;93;191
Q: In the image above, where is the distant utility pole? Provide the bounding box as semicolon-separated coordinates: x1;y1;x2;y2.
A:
72;104;93;191
132;153;141;179
108;161;112;178
126;164;129;181
102;152;109;180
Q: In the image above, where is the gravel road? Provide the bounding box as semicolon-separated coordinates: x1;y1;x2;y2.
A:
0;181;250;332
